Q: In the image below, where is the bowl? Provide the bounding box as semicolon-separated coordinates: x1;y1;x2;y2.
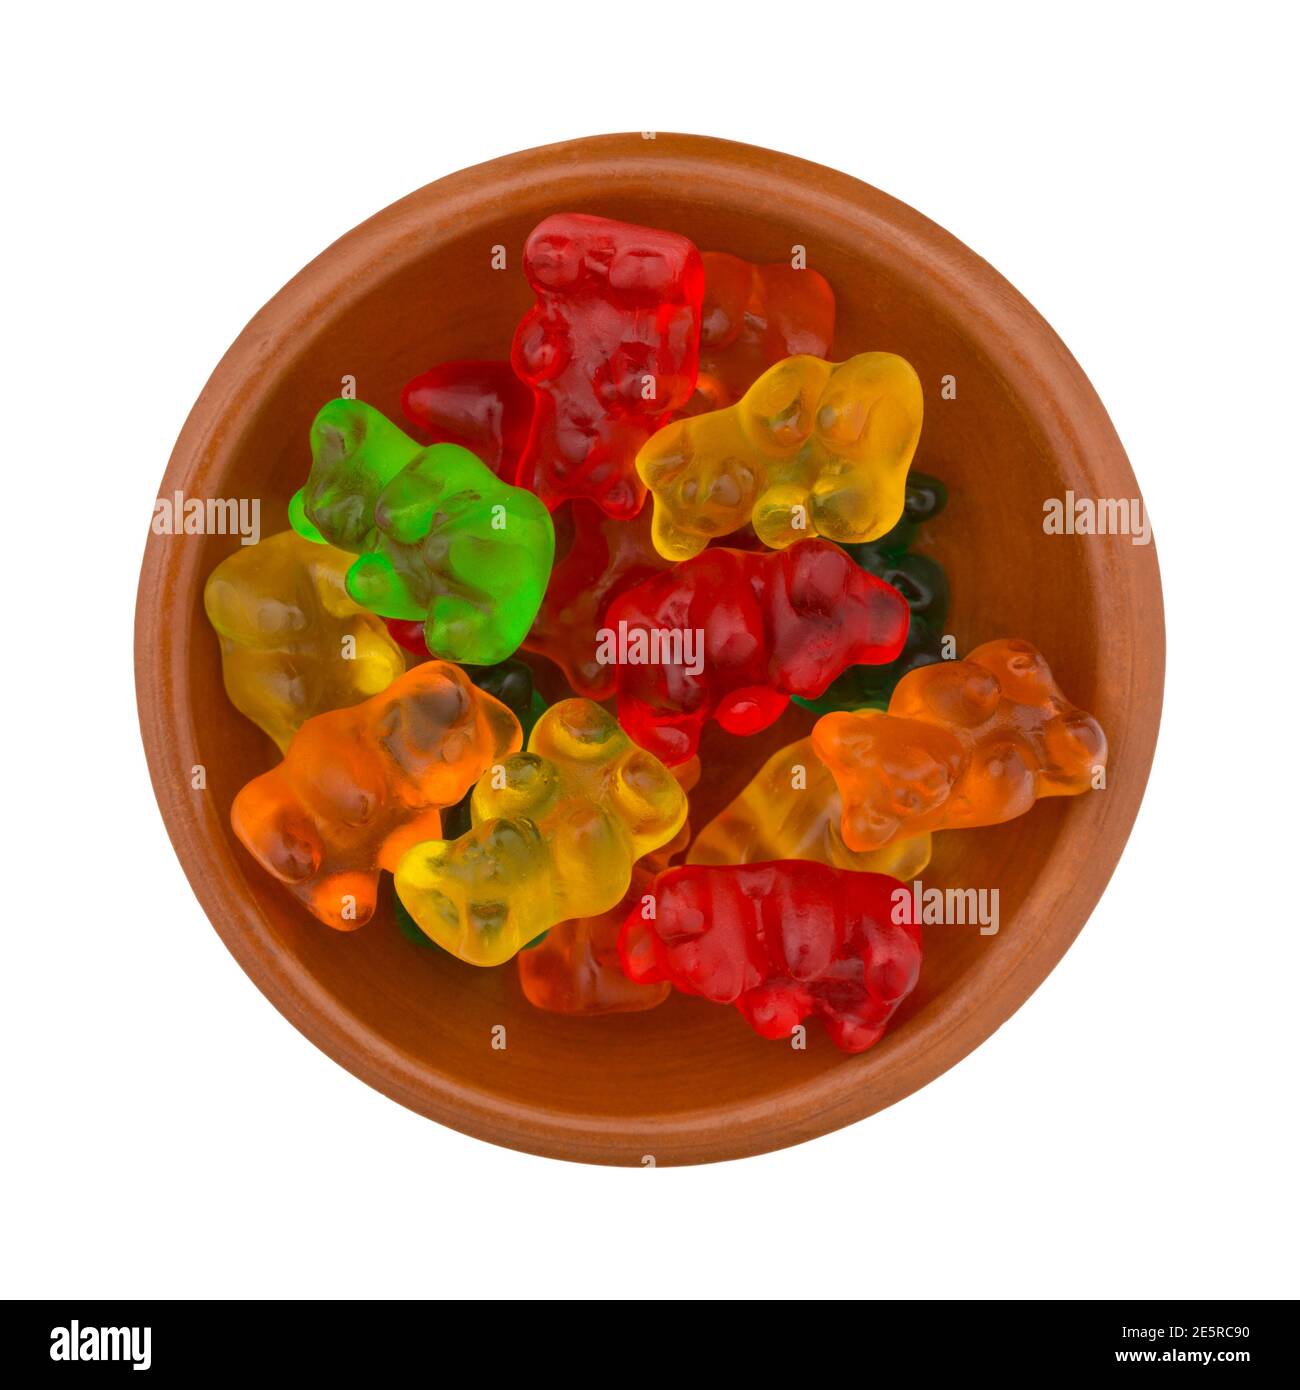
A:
134;133;1164;1165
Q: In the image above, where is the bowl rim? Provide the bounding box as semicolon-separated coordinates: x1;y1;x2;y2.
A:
134;132;1165;1166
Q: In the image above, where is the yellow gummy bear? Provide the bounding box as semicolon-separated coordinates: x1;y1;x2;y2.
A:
203;529;407;752
637;352;924;560
395;698;688;966
687;737;932;880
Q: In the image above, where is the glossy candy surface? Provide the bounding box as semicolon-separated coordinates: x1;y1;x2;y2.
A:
639;352;924;558
515;823;688;1015
523;500;670;699
688;252;835;414
290;400;554;664
687;736;931;879
813;639;1107;851
436;660;549;841
400;360;533;482
465;659;547;742
289;399;422;547
795;471;950;714
395;699;687;966
231;662;521;930
203;530;406;752
606;538;910;766
511;213;704;518
618;862;923;1052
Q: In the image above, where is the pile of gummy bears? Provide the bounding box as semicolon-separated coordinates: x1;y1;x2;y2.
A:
204;212;1108;1055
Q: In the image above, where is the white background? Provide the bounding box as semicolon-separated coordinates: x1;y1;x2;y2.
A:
4;2;1296;1300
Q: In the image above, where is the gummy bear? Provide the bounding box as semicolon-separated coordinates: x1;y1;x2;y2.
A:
618;862;922;1053
522;499;671;699
393;885;550;955
384;620;554;711
289;399;422;548
687;737;932;880
466;659;547;742
638;351;924;559
231;661;521;930
400;360;534;482
510;212;705;518
812;639;1107;852
604;538;910;766
515;822;689;1015
203;530;406;752
289;399;555;665
687;252;835;414
382;618;431;657
795;471;950;714
434;659;549;843
395;699;687;966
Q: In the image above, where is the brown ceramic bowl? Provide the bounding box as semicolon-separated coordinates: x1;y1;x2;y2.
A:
135;133;1164;1165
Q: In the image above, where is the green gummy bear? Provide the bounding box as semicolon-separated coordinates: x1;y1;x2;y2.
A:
290;399;555;666
291;399;423;551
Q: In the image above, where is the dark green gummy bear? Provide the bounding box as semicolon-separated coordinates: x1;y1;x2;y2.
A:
797;615;945;714
467;660;547;741
795;471;950;715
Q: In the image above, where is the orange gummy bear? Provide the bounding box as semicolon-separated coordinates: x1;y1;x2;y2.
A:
811;639;1107;852
231;661;521;930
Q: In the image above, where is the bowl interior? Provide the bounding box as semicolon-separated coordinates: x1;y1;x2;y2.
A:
144;136;1160;1164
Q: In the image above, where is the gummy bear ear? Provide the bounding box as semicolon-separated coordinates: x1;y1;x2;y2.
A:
530;698;622;764
971;638;1057;705
372;664;472;767
311;398;369;465
608;244;675;296
840;799;900;854
913;662;1000;728
525;228;583;290
610;748;688;841
1044;712;1108;786
472;752;558;822
744;356;826;454
811;710;881;770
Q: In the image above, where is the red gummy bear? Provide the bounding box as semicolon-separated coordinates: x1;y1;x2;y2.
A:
618;862;922;1052
603;538;909;765
383;618;427;657
523;500;672;699
399;360;534;482
510;213;705;518
688;252;836;414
